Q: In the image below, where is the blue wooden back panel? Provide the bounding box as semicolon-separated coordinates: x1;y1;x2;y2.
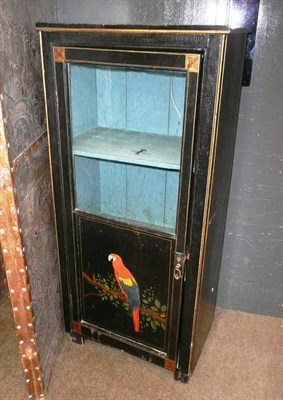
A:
70;64;186;231
74;156;101;214
74;158;179;230
69;65;98;136
96;67;127;129
126;164;166;226
100;161;127;218
126;70;170;134
164;171;180;228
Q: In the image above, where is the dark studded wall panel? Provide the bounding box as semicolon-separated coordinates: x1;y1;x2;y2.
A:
0;0;64;395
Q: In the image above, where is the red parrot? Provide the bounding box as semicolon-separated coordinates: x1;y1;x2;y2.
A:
108;253;140;333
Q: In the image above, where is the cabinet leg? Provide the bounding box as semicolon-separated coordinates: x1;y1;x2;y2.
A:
174;369;182;381
181;374;189;383
71;332;85;345
174;369;189;383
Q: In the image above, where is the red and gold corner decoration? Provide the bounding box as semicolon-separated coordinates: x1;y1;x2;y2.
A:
186;54;200;73
54;47;65;63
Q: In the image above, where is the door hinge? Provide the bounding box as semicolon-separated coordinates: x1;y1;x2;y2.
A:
174;252;189;280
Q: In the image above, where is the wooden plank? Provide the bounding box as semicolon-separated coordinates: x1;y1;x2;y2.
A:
69;64;98;136
164;171;179;229
100;160;127;217
96;66;127;129
70;67;186;137
74;156;101;213
75;158;180;231
73;127;182;170
0;94;44;398
126;69;170;134
0;249;8;300
126;165;166;227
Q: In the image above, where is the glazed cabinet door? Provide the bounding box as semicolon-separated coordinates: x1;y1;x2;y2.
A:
52;46;200;366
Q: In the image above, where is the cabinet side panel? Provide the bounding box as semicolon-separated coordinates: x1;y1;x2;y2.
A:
176;36;223;377
190;33;247;372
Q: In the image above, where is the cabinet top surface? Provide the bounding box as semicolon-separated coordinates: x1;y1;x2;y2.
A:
36;23;249;35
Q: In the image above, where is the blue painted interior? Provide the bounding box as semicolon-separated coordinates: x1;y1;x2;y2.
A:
96;67;127;129
127;70;171;134
69;64;186;231
73;156;101;214
100;160;127;217
69;64;98;136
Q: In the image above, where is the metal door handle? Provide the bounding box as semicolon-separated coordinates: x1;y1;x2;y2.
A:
174;263;183;280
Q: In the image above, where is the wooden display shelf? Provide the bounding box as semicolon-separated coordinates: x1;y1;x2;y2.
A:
72;127;182;170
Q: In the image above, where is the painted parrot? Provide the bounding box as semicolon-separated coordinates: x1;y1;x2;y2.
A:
108;253;140;333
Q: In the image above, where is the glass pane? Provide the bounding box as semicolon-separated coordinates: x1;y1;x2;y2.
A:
69;63;186;233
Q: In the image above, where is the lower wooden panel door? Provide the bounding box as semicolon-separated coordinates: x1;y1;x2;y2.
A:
70;215;183;368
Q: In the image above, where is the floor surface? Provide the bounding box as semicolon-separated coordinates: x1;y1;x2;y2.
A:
1;297;282;400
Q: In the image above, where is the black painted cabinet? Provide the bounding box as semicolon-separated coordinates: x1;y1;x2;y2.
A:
38;24;248;381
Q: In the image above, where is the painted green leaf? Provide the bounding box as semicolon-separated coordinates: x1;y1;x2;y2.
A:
151;306;158;312
143;299;149;304
161;323;166;331
150;320;157;331
155;320;161;327
155;299;161;309
161;305;167;312
146;316;151;321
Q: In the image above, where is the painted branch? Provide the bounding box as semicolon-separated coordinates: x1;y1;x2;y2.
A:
139;305;167;324
82;272;126;302
82;272;167;324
